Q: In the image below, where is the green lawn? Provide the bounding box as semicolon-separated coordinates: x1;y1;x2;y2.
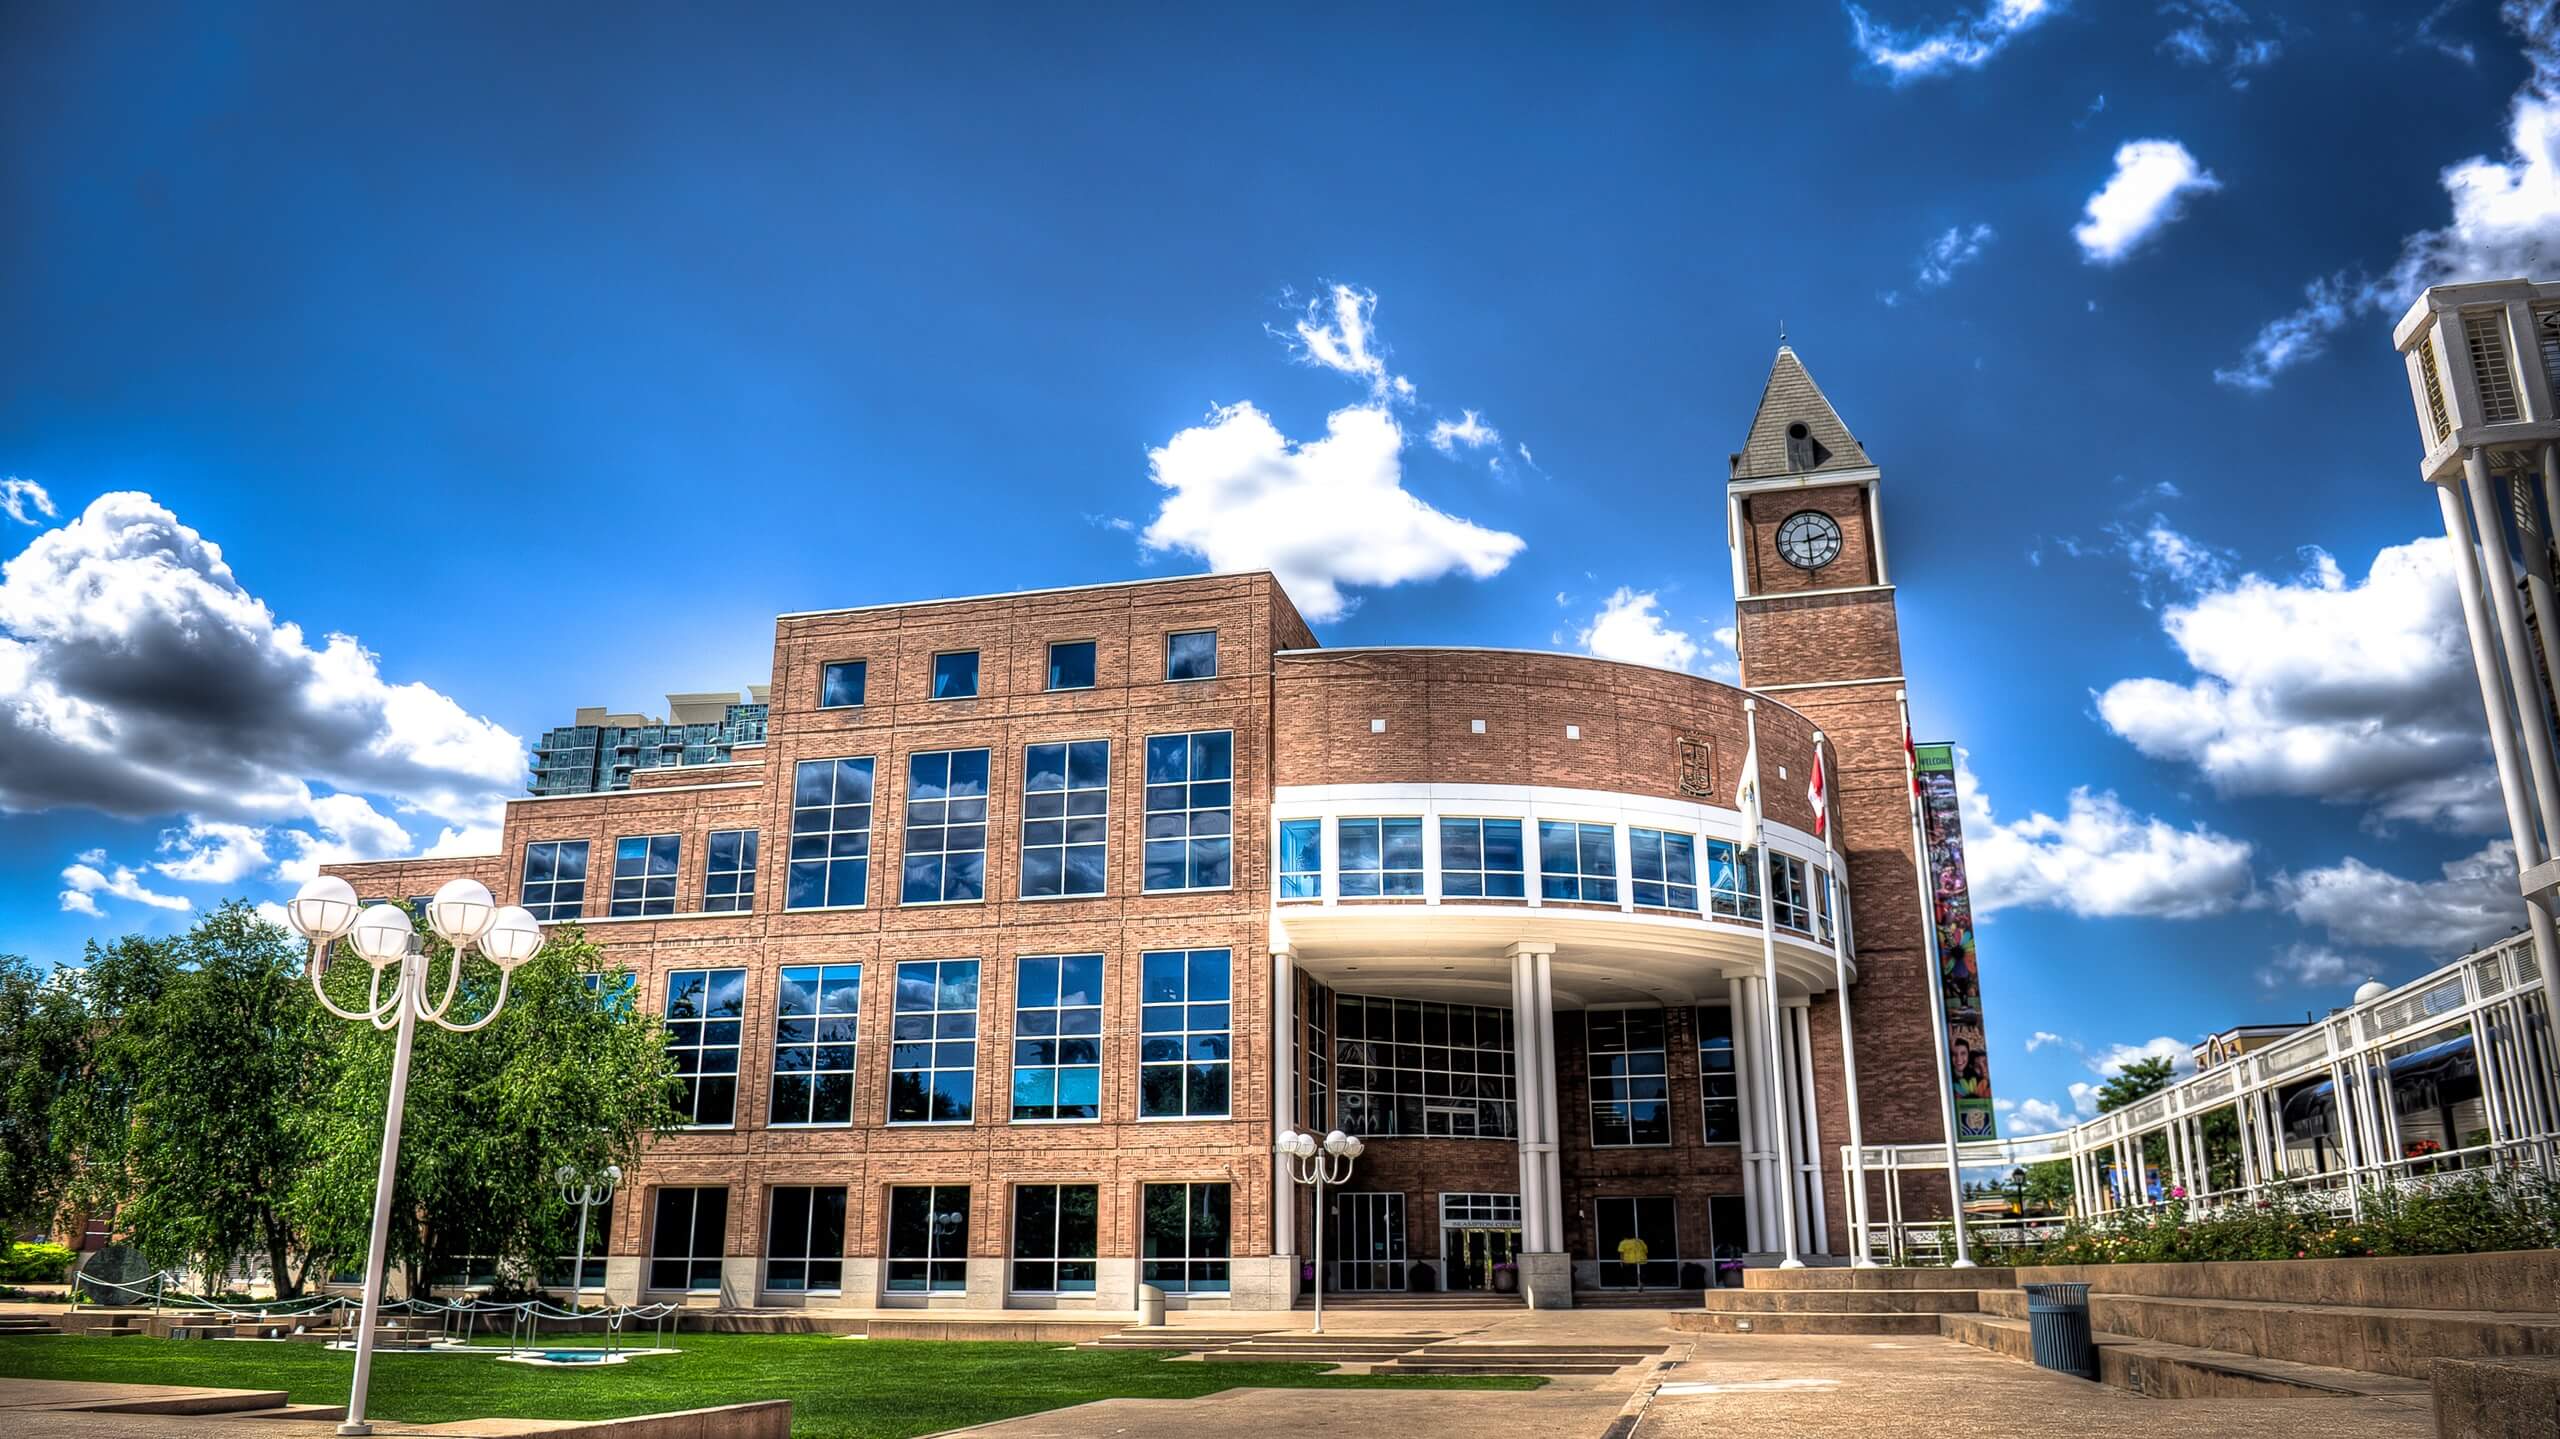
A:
0;1333;1537;1438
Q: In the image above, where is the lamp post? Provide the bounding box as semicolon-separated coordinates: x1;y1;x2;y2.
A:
2009;1167;2029;1249
285;875;541;1438
1278;1129;1362;1334
555;1164;622;1309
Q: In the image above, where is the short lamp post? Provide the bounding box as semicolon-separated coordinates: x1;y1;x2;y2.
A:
1278;1129;1362;1334
556;1163;622;1309
286;874;541;1438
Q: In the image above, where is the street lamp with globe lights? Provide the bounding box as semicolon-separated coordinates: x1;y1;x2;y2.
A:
1278;1129;1362;1333
555;1164;622;1310
285;874;542;1437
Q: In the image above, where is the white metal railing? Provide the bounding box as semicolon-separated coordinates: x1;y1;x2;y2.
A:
1839;933;2557;1263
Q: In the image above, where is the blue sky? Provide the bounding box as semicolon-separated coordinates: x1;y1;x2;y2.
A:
4;0;2556;1136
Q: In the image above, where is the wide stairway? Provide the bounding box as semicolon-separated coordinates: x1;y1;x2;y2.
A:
1674;1249;2560;1407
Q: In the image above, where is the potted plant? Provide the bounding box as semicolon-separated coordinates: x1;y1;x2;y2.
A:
1491;1260;1517;1294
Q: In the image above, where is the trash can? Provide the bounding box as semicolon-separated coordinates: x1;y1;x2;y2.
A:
1137;1283;1166;1327
2023;1282;2097;1380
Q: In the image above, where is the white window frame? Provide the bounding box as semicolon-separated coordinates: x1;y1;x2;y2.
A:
786;757;874;911
520;838;590;921
1011;953;1103;1123
1019;739;1108;900
929;649;980;700
1141;730;1234;893
703;828;758;913
1585;1006;1672;1149
1138;947;1231;1120
888;958;980;1126
901;748;991;906
769;962;860;1127
610;832;681;917
1337;816;1425;898
665;967;747;1129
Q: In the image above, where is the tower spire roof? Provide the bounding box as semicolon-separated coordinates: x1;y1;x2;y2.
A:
1730;344;1872;481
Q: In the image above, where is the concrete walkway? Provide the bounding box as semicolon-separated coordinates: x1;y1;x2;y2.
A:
1633;1334;2436;1439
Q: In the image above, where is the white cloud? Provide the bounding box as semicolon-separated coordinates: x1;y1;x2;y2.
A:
2090;1035;2195;1077
2094;533;2498;831
60;857;192;915
2220;2;2560;387
152;819;272;885
2003;1096;2073;1135
1576;587;1701;672
2257;941;2359;991
2227;37;2281;85
1955;752;2257;919
2074;139;2222;264
2025;1030;2069;1052
2277;839;2528;954
2417;0;2480;66
1140;402;1524;622
1914;222;1997;289
1428;410;1501;457
1846;0;2061;82
1278;284;1411;402
2068;1081;2100;1115
2161;25;2216;64
0;492;522;830
0;477;55;526
421;823;503;858
272;792;415;884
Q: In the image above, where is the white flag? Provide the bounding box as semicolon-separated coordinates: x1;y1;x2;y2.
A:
1734;736;1763;847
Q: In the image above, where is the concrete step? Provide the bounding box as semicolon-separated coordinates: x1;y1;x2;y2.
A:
1740;1266;2017;1291
1571;1290;1701;1308
1977;1288;2026;1319
1373;1360;1631;1376
1696;1287;1985;1314
1671;1309;1944;1336
2085;1291;2560;1381
1941;1312;2434;1404
208;1401;349;1423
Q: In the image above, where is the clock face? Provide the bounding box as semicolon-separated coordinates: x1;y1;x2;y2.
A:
1776;510;1843;572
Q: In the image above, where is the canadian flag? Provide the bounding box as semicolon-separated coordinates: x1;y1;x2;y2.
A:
1903;711;1920;797
1807;745;1828;841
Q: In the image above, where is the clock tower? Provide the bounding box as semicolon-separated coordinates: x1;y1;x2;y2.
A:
1727;344;1951;1242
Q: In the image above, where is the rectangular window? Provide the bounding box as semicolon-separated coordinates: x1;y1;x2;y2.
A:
584;970;638;1014
648;1187;727;1291
1142;731;1232;891
1439;818;1526;899
1815;866;1835;944
886;1186;970;1293
1020;741;1108;899
1299;973;1331;1130
1705;838;1761;921
1141;1182;1229;1293
1139;948;1231;1119
666;968;746;1126
1337;817;1423;897
931;651;979;699
1772;854;1814;934
1629;829;1700;911
1587;1008;1670;1147
1165;629;1217;681
787;757;874;909
1012;954;1102;1121
1046;640;1097;691
890;959;979;1124
610;833;680;917
902;749;990;903
703;829;758;913
1277;819;1322;900
1010;1184;1098;1294
520;840;589;921
1697;1005;1739;1144
1335;995;1516;1139
819;660;867;709
764;1186;846;1293
770;963;860;1126
1539;821;1619;904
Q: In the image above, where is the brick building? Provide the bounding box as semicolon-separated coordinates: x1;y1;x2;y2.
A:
330;345;1964;1310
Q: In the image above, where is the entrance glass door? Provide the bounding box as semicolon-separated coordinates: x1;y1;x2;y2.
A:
1331;1191;1406;1291
1596;1195;1681;1289
1440;1192;1523;1294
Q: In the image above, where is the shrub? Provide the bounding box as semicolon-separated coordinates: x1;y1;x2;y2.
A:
0;1241;76;1284
2017;1166;2560;1267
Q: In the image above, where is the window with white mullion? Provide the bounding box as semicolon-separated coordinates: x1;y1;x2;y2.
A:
1337;816;1423;897
1438;817;1526;899
1020;741;1107;898
1705;838;1761;921
787;757;874;909
1335;994;1516;1139
1629;828;1700;911
520;839;590;921
1538;820;1618;903
665;968;746;1126
1696;1004;1740;1144
703;828;758;912
1141;731;1232;891
1139;948;1230;1119
902;749;990;904
770;963;859;1126
1587;1008;1670;1147
611;832;680;917
1011;954;1102;1121
889;959;979;1124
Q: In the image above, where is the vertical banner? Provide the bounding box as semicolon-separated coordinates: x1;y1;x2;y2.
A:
1914;743;1995;1140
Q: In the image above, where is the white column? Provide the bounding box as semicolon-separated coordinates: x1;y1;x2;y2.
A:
1533;950;1564;1252
1272;947;1296;1261
1729;976;1763;1252
1510;948;1544;1252
2467;451;2560;855
1510;942;1561;1258
1791;1004;1828;1255
1738;980;1775;1250
2441;475;2560;1046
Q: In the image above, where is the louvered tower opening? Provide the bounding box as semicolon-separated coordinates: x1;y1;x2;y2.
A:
2419;332;2453;443
2538;305;2560;407
2467;310;2523;423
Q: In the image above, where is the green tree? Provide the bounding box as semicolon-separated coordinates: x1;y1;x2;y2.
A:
289;923;680;1295
0;954;89;1231
2094;1056;2176;1113
45;932;188;1232
114;903;332;1295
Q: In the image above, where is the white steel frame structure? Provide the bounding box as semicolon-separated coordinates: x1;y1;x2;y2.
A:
1842;933;2556;1263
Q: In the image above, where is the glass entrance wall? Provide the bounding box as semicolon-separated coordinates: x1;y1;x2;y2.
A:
1439;1192;1523;1293
1594;1195;1681;1289
1330;1191;1406;1291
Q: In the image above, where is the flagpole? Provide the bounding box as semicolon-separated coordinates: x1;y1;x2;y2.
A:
1815;731;1879;1267
1742;699;1804;1269
1899;689;1975;1268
